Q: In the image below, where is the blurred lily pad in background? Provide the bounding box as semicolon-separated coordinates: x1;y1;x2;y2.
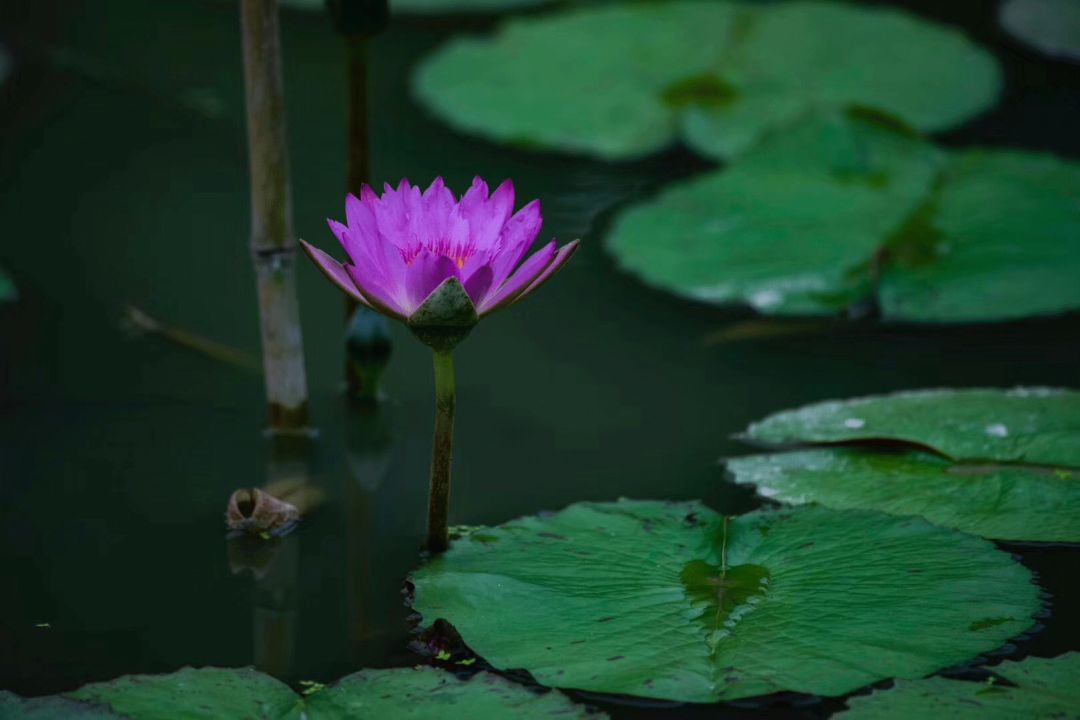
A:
730;387;1080;541
410;500;1038;703
606;111;942;315
1000;0;1080;62
414;0;999;160
838;653;1080;719
880;150;1080;323
0;666;599;719
609;142;1080;322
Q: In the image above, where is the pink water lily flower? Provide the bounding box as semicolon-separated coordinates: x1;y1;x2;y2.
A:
301;177;578;336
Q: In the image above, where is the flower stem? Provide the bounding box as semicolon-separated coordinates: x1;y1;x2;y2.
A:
427;349;456;553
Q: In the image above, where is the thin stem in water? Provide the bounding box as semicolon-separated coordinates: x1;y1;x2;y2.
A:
427;350;456;553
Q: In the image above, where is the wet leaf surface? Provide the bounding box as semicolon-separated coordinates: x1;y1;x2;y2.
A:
744;387;1080;467
727;448;1080;542
410;500;1038;702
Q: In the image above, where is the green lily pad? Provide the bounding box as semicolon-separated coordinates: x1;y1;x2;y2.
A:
409;500;1038;703
680;2;1001;159
0;692;121;719
414;1;999;160
416;2;743;160
839;653;1080;719
744;387;1080;467
606;111;942;314
7;666;597;719
727;448;1080;542
306;667;600;718
880;150;1080;323
1001;0;1080;62
67;667;302;720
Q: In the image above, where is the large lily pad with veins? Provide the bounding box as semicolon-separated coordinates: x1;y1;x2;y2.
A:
606;110;942;314
414;0;999;160
744;387;1080;467
727;448;1080;542
880;150;1080;323
409;500;1038;703
839;653;1080;719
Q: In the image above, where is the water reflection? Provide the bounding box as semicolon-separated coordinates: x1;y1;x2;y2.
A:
226;438;320;681
344;405;394;659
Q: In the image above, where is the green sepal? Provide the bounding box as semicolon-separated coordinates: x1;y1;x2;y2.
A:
407;277;479;352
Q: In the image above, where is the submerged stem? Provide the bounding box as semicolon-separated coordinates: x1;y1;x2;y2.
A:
427;350;456;553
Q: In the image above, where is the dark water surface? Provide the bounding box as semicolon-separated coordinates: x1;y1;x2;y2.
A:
1;1;1078;717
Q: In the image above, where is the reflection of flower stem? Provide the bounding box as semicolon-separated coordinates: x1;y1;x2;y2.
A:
427;350;456;553
240;0;311;433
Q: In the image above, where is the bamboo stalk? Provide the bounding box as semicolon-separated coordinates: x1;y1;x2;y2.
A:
240;0;311;432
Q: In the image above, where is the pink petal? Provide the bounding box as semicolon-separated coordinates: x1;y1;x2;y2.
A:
467;179;515;254
488;200;543;287
373;181;411;254
459;177;490;208
463;265;494;306
513;240;579;306
346;263;409;321
300;240;370;307
477;240;557;314
345;193;379;241
406;251;461;313
328;218;374;271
